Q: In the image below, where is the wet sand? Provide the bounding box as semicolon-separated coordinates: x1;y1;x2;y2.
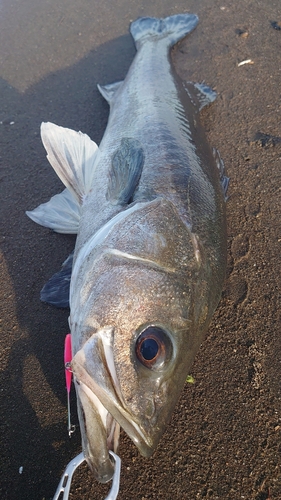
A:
0;0;281;498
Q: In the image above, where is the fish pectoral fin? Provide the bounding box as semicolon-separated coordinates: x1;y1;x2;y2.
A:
184;82;217;111
107;138;144;205
97;81;124;104
41;122;99;204
40;251;73;308
26;188;80;233
212;148;229;201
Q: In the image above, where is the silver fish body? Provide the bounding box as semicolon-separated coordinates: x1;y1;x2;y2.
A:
27;14;228;483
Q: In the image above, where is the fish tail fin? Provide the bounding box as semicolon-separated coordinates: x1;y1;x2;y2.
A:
130;13;198;49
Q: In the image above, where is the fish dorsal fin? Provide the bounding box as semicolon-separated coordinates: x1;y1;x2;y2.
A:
97;81;123;104
41;122;99;204
26;188;80;234
184;82;217;111
107;138;144;205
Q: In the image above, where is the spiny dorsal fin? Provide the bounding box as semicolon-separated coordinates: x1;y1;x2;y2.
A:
41;122;99;204
107;138;144;205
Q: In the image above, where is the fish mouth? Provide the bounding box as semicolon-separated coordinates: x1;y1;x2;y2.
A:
75;379;119;483
71;327;153;482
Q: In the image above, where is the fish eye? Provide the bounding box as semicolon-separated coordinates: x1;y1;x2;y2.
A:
135;326;172;369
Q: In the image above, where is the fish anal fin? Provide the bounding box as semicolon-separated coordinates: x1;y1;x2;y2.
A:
41;122;99;204
97;81;124;104
107;138;144;205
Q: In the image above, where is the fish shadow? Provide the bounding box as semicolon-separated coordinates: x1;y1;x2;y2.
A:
0;33;135;500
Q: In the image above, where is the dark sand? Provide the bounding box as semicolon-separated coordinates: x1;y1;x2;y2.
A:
0;0;280;498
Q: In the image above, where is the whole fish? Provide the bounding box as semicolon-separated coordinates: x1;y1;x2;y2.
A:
27;14;228;483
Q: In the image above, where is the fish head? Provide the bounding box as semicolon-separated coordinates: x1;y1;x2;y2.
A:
70;198;214;482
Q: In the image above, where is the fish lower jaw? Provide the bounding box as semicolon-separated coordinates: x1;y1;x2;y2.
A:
80;381;120;453
83;416;118;484
79;380;155;460
84;448;115;484
106;413;120;453
77;383;118;483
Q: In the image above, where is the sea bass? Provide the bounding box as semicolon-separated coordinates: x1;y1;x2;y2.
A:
27;14;228;483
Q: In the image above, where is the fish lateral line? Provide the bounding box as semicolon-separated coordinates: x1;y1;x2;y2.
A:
104;248;177;273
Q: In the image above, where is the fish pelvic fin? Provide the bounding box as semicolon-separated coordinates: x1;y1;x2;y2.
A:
41;122;99;204
107;138;144;205
130;13;198;49
40;251;73;308
26;188;80;233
